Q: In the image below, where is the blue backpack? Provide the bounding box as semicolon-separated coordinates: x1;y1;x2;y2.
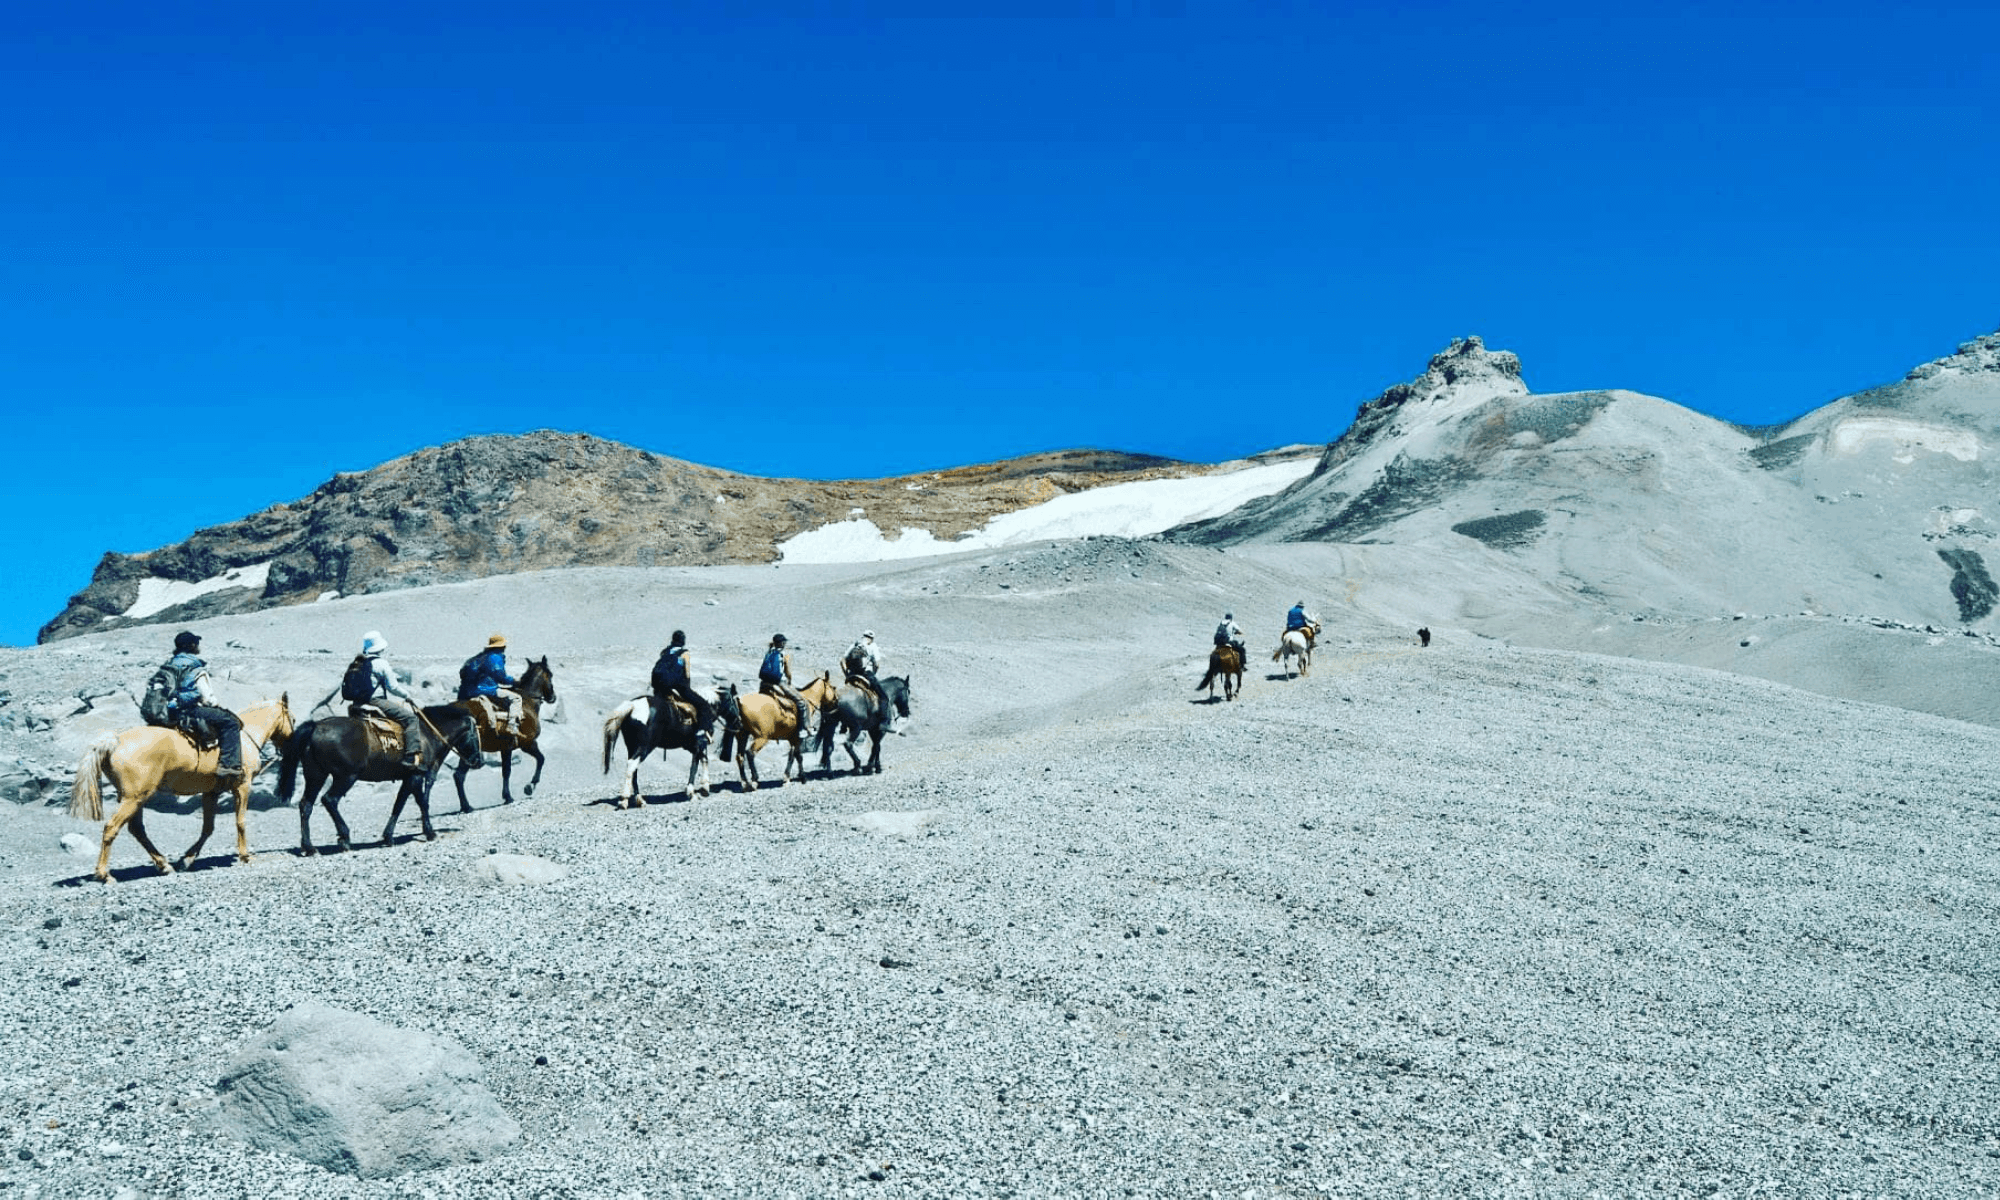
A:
759;647;785;684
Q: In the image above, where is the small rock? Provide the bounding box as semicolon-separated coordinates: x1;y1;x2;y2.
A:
59;833;95;858
43;915;63;929
467;854;569;886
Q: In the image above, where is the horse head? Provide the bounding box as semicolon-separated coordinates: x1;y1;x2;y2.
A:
273;693;296;748
519;657;557;704
884;676;913;720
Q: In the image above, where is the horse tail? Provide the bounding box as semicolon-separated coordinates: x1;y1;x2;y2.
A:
603;700;637;774
68;736;115;821
1198;658;1217;691
276;720;312;804
1271;644;1283;662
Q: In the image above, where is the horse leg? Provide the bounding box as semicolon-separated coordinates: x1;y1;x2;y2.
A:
298;769;323;856
499;748;515;805
232;779;253;864
686;749;707;799
521;742;544;798
415;774;437;841
126;807;173;876
382;780;409;845
176;790;219;869
623;742;648;809
842;726;863;772
322;776;357;852
452;759;473;814
866;730;884;774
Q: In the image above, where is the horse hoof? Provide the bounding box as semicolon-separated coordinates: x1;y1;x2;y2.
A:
423;831;437;842
523;784;535;797
460;804;475;814
299;845;317;858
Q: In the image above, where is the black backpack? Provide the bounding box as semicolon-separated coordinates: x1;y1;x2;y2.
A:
139;663;180;727
340;655;376;704
457;655;484;701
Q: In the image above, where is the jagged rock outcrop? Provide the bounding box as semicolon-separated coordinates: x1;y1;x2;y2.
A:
40;434;1239;642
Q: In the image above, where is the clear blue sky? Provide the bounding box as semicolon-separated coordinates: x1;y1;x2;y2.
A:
4;2;1996;644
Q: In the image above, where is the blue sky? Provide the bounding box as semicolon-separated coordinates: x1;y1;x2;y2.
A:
3;3;1996;644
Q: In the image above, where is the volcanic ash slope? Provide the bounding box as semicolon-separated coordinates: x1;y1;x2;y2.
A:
2;545;1998;1197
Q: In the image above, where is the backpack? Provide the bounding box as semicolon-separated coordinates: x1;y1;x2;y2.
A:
759;647;784;684
341;655;377;704
652;648;687;694
457;654;483;701
139;663;180;727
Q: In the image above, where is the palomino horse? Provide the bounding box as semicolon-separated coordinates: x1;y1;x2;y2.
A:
815;675;913;776
601;693;716;808
68;696;296;884
276;704;481;853
1198;645;1244;701
450;656;556;809
717;675;839;792
1273;624;1319;679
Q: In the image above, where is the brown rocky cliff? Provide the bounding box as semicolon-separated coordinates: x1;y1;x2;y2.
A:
40;432;1237;642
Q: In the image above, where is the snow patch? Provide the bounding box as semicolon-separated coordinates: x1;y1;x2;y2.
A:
1829;418;1980;463
125;562;270;620
779;459;1315;564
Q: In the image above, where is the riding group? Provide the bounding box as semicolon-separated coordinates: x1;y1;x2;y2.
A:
1198;601;1323;700
67;624;910;883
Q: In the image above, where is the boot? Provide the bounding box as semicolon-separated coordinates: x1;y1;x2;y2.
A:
214;763;245;785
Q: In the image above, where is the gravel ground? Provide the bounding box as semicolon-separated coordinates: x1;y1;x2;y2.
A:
2;542;1997;1197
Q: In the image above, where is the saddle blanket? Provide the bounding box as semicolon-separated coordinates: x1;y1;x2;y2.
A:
348;707;411;761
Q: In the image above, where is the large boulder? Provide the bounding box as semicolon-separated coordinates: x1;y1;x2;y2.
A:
210;1003;519;1178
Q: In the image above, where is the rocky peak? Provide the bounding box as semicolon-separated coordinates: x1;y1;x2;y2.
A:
1906;327;2000;381
1317;336;1529;471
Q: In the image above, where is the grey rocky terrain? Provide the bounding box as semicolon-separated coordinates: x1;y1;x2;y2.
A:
3;542;1997;1197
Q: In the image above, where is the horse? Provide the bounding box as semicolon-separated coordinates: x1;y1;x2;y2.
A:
1273;624;1318;678
815;675;912;776
601;693;716;808
1198;645;1244;701
276;703;482;854
716;675;840;792
68;696;296;884
449;656;556;809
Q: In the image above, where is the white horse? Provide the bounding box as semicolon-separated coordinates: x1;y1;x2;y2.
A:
1272;626;1316;678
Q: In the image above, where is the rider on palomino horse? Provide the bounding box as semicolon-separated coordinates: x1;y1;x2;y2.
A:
1213;612;1247;666
316;631;424;773
151;630;246;784
759;634;811;739
843;631;897;733
1285;601;1321;646
651;630;716;734
457;632;521;737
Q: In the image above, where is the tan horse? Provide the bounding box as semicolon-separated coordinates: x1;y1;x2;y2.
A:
68;696;295;884
718;674;838;792
1198;645;1243;701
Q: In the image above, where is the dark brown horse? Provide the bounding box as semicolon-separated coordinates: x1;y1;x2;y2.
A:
277;704;481;853
450;657;556;808
1198;646;1243;701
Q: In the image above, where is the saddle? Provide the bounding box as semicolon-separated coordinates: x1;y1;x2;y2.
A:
844;672;881;701
347;705;410;760
173;716;219;752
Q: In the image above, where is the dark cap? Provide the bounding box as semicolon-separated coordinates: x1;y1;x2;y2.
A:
670;630;685;646
173;630;201;652
771;633;788;647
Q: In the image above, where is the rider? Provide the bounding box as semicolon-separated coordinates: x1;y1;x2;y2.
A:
650;630;715;732
325;631;424;773
758;634;811;736
1213;612;1247;664
1285;600;1320;644
458;633;520;736
843;630;896;733
162;631;244;784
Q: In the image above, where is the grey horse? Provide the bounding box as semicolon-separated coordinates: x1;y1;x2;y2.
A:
814;675;912;775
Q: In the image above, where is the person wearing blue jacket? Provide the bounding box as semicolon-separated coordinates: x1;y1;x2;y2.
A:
458;633;520;735
164;630;244;784
758;634;810;734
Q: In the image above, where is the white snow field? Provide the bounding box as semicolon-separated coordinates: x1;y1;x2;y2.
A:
123;562;271;620
777;458;1315;564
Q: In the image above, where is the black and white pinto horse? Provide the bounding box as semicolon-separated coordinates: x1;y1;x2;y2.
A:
815;676;912;776
276;704;483;854
601;694;715;808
